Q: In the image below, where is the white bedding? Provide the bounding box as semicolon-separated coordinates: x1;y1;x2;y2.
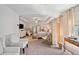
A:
37;32;49;39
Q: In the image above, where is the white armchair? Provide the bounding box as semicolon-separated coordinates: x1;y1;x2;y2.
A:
0;34;20;55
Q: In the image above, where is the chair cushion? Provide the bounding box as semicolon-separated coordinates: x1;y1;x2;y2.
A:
4;47;20;53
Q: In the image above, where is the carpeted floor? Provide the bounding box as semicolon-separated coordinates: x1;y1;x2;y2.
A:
20;37;70;55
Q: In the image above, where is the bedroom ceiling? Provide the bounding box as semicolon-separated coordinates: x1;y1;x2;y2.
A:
4;4;76;28
5;4;76;19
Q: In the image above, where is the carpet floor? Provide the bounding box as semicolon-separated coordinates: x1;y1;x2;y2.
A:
20;37;69;55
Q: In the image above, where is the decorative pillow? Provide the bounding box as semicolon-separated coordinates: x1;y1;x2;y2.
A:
11;34;19;43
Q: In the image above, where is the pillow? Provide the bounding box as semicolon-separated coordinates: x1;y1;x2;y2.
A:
11;34;19;43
